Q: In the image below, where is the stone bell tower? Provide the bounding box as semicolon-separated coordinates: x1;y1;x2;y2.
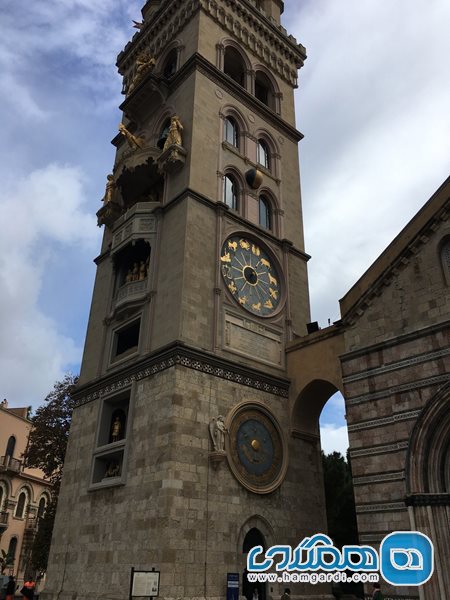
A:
44;1;331;599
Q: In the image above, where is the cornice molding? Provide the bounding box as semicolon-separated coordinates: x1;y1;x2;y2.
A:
73;341;290;407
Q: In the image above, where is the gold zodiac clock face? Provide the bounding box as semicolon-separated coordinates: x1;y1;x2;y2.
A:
227;404;287;494
220;236;282;316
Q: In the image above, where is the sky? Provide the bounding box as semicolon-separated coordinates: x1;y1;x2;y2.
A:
1;0;449;456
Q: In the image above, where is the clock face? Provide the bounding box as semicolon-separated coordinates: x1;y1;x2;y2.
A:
220;236;282;317
227;406;286;494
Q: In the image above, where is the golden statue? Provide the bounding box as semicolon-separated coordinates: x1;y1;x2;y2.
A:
128;51;156;94
118;123;145;150
131;262;139;281
102;174;116;204
163;115;183;150
111;417;122;442
139;261;147;281
125;268;133;284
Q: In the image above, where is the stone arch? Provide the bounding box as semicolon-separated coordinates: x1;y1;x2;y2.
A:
222;165;246;213
0;479;9;511
257;187;278;235
405;382;450;600
406;381;450;495
253;64;281;113
157;39;184;78
152;106;177;149
220;39;252;90
292;379;342;439
238;515;274;600
438;234;450;286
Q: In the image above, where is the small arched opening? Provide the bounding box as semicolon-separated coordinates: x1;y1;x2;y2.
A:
224;47;246;87
254;71;275;110
242;527;266;600
223;173;239;211
5;436;16;458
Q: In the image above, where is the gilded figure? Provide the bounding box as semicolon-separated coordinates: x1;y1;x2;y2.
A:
163;115;183;150
128;51;156;94
111;416;122;442
103;174;116;204
118;123;145;150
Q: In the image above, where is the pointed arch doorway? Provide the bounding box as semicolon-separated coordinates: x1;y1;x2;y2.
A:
242;527;266;600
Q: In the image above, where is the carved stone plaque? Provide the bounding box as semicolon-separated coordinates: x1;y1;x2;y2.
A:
224;313;282;366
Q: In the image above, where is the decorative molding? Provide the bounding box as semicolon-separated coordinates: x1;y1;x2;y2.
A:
353;471;405;486
346;374;450;406
73;342;290;407
341;196;450;326
405;493;450;507
348;410;421;432
350;440;409;459
356;501;406;514
341;319;450;362
343;346;450;383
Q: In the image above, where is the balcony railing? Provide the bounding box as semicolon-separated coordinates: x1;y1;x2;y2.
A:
25;515;38;530
0;455;22;472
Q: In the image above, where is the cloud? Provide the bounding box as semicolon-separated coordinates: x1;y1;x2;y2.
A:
287;0;450;325
319;425;349;457
0;164;99;407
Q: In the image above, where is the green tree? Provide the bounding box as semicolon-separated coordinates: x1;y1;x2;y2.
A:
322;450;358;548
23;373;78;573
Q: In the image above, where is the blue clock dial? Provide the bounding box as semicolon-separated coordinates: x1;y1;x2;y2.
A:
237;419;274;476
228;406;285;494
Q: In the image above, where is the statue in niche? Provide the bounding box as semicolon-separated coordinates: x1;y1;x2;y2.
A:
125;268;133;283
111;416;123;442
118;123;145;150
131;262;139;281
102;174;116;204
128;51;156;94
139;261;147;280
163;115;183;151
209;415;227;452
105;461;121;478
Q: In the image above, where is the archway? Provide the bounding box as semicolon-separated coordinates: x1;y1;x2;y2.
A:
406;382;450;599
242;528;266;600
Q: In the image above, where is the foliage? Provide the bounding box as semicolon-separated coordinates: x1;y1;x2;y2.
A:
23;374;78;573
322;450;358;548
30;500;57;573
24;373;78;489
0;549;8;573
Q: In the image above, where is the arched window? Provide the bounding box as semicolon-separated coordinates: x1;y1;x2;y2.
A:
255;71;275;110
6;537;17;566
224;47;246;87
223;175;238;210
162;49;178;79
259;196;272;230
441;237;450;284
37;497;47;519
5;436;15;458
0;487;3;512
257;140;270;170
15;491;27;518
157;118;171;149
224;117;239;148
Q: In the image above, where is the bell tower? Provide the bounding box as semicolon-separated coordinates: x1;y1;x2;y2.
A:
44;1;331;599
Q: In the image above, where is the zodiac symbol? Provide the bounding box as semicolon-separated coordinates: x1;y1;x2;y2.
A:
240;239;251;250
260;258;271;268
228;240;238;252
269;288;278;300
228;282;237;294
251;302;261;312
252;244;260;256
268;273;277;286
221;253;231;263
239;296;248;305
264;300;273;309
